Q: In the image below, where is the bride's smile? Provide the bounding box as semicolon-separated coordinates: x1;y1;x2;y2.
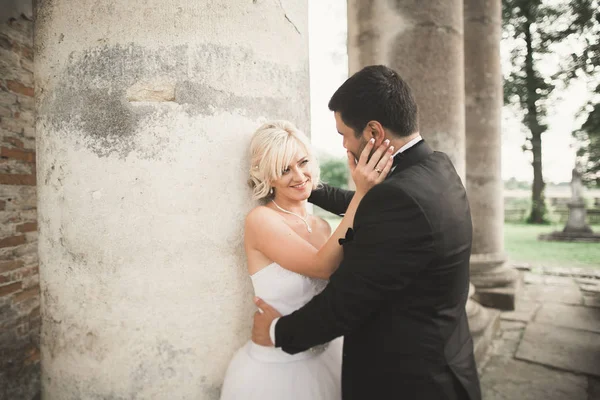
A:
290;180;309;189
271;153;314;202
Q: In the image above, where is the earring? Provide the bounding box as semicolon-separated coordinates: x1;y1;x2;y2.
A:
269;188;274;195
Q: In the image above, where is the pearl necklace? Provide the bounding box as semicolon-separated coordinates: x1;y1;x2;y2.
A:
272;200;312;233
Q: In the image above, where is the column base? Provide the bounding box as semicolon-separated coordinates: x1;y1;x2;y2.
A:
466;285;501;365
473;309;500;366
470;253;521;310
472;280;520;311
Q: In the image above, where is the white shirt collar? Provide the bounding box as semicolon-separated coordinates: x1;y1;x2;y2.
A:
392;134;423;158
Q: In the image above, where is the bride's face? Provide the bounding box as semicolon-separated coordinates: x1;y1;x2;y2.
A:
271;151;313;201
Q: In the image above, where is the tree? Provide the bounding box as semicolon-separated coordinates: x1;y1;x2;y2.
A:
574;98;600;186
319;157;349;189
502;0;559;223
501;0;600;221
551;0;600;187
503;0;600;202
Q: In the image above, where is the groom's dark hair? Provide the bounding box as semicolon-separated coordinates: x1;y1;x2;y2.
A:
328;65;419;138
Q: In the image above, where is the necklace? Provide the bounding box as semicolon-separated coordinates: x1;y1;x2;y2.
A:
272;200;312;233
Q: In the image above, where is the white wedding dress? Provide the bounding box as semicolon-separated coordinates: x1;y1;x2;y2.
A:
220;262;343;400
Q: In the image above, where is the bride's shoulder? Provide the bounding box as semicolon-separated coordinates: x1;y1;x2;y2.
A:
246;204;277;218
245;205;279;229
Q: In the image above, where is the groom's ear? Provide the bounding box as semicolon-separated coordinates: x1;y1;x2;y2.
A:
365;120;386;145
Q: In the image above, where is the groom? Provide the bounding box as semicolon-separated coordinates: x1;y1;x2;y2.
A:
252;65;481;400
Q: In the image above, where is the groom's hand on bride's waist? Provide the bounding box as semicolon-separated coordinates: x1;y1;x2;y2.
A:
252;297;282;347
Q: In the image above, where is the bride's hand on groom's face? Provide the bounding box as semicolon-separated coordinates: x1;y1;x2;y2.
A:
349;138;394;195
252;297;282;347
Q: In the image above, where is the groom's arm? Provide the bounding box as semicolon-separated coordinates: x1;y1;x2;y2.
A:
308;183;355;216
274;184;435;354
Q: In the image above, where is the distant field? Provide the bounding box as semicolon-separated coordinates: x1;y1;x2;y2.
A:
323;217;600;269
504;223;600;268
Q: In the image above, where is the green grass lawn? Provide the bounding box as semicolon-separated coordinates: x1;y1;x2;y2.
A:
504;223;600;268
324;217;599;268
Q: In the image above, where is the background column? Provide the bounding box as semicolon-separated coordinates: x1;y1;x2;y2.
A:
348;0;466;177
465;0;519;310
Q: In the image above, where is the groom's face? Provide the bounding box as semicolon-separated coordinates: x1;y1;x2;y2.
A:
334;112;370;162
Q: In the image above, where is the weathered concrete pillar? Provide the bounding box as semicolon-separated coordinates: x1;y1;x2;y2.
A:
465;0;518;310
34;1;309;398
348;0;466;178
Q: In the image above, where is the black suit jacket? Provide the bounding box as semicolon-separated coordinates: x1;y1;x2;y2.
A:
274;141;481;400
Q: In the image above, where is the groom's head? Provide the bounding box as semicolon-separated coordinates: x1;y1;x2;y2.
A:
328;65;419;161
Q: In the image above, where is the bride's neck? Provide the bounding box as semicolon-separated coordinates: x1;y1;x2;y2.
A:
271;196;308;217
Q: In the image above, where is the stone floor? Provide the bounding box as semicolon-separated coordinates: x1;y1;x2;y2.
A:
478;266;600;400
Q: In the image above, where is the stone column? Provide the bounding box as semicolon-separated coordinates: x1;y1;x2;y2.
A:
465;0;518;310
348;0;466;178
34;1;309;398
348;0;492;353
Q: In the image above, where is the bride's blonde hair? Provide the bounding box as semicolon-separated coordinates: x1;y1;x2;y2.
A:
249;120;321;201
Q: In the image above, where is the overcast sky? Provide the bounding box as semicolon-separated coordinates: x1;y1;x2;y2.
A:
308;0;588;183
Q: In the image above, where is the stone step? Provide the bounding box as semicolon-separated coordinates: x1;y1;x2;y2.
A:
515;322;600;377
534;303;600;333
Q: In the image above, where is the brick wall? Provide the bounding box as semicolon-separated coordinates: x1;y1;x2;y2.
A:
0;4;40;399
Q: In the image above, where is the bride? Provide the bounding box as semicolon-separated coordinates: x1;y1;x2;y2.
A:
220;120;393;400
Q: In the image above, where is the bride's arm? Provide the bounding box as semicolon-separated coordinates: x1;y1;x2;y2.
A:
246;140;394;280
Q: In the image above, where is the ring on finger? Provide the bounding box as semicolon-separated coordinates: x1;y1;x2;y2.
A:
375;168;382;174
